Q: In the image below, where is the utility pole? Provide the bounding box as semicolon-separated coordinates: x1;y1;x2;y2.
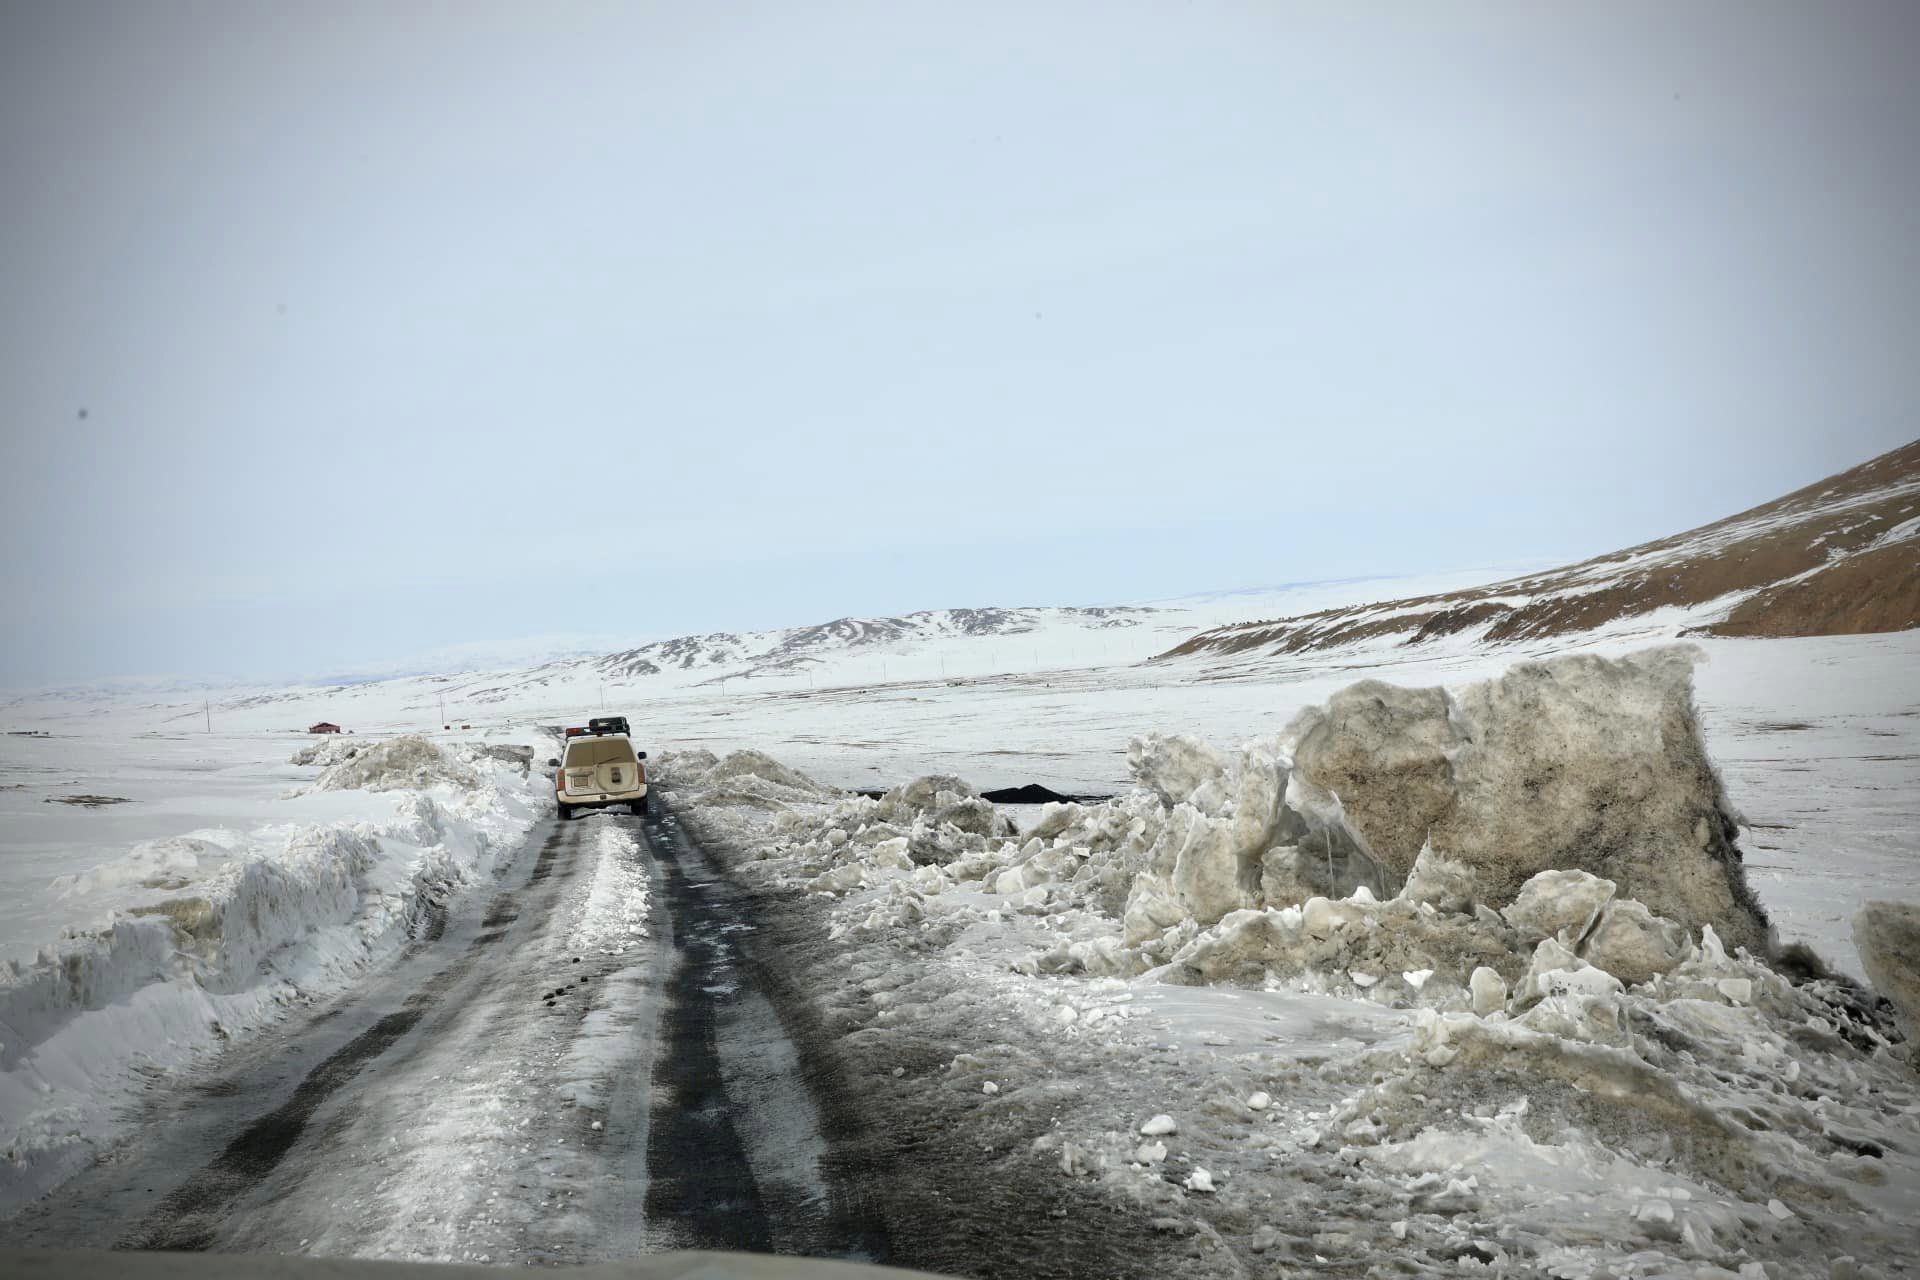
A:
204;697;211;734
438;690;446;729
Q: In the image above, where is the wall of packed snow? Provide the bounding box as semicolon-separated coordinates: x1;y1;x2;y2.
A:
0;735;544;1216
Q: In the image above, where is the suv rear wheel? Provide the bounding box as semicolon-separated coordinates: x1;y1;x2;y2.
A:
557;802;573;821
631;796;649;816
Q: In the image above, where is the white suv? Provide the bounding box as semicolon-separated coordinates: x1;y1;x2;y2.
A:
550;727;648;819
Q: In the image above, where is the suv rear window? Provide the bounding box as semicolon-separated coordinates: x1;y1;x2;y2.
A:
564;739;637;767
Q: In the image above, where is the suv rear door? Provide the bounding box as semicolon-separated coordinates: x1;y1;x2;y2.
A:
563;738;638;795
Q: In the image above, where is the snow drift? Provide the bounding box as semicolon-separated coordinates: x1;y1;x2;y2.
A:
1855;901;1920;1042
307;734;484;793
719;646;1772;979
1286;646;1771;953
0;736;543;1216
658;647;1917;1277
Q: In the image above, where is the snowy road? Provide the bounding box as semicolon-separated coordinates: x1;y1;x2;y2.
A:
1;804;885;1266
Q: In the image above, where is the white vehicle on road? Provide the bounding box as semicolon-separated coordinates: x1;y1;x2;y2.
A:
551;721;648;819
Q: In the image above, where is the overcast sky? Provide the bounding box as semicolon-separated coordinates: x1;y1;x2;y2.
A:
3;1;1916;686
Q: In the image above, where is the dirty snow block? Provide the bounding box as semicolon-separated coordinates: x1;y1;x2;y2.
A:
1285;679;1457;863
479;744;535;773
1398;842;1479;915
1168;909;1297;985
1513;937;1622;1008
700;750;836;796
653;748;720;786
1120;730;1396;938
1121;739;1294;937
873;775;1011;839
1854;901;1920;1041
692;750;841;809
291;737;364;768
1502;870;1615;943
1128;734;1233;809
1469;966;1507;1015
1582;899;1691;985
1287;647;1769;954
310;736;481;793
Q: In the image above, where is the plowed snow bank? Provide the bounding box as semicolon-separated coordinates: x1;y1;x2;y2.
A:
0;736;544;1216
661;647;1916;1278
308;734;483;793
1288;646;1770;952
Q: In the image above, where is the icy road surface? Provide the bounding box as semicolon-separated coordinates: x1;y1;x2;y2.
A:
1;806;884;1265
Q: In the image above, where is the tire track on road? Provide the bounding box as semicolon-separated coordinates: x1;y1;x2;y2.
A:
636;809;889;1264
116;818;588;1252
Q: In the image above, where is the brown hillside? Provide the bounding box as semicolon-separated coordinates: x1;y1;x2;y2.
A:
1712;542;1920;637
1162;440;1920;661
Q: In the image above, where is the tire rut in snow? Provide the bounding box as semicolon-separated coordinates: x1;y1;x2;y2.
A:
119;1004;428;1251
668;803;1195;1280
637;811;889;1263
640;827;774;1253
115;818;585;1252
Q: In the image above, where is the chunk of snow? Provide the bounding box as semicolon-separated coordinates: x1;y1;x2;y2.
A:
1398;841;1478;914
1185;1168;1215;1193
1513;937;1622;1007
982;1081;999;1095
1502;869;1616;943
1247;1091;1271;1111
1469;966;1508;1016
1139;1114;1177;1136
1133;1141;1167;1164
1854;901;1920;1041
1287;648;1770;953
309;735;482;793
1581;898;1690;985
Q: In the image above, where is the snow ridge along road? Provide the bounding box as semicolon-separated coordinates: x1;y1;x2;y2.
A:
1;805;886;1268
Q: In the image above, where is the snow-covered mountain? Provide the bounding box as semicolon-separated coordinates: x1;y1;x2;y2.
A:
1160;439;1920;664
590;605;1161;680
0;572;1522;735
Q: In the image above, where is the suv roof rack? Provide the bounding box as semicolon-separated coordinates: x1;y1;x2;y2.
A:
564;715;632;739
